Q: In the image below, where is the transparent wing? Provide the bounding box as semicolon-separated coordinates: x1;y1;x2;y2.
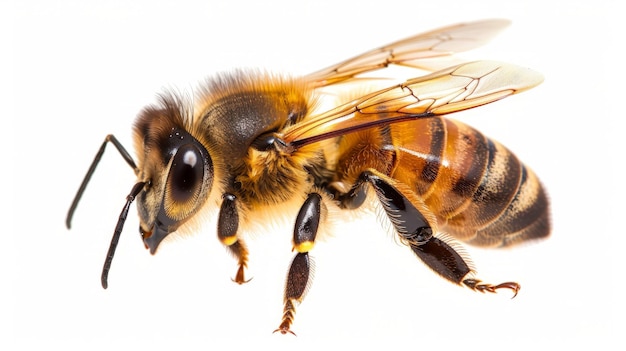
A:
306;19;511;87
283;61;543;149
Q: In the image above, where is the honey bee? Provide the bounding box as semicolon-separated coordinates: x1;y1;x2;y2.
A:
67;19;550;335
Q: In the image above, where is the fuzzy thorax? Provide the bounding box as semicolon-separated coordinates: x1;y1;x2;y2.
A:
235;144;321;208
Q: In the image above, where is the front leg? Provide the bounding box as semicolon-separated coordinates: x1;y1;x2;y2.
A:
217;193;251;284
275;193;322;335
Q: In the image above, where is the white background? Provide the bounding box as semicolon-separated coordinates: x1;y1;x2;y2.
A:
4;0;623;349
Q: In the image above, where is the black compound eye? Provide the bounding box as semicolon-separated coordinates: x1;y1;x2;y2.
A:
168;144;204;204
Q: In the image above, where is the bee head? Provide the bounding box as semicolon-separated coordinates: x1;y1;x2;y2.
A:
133;95;214;254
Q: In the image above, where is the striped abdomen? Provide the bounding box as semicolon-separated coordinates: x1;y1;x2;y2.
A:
391;117;550;247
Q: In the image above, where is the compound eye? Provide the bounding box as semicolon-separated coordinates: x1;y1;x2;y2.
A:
164;144;205;220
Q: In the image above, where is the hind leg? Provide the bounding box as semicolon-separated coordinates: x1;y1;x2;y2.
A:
345;169;520;296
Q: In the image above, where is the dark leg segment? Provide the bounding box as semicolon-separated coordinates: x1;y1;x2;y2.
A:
292;193;322;252
336;185;368;209
361;169;520;296
361;171;433;245
275;252;311;335
218;193;250;284
275;193;321;335
410;236;471;285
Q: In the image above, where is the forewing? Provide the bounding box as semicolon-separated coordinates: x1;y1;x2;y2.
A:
306;19;511;87
283;61;543;148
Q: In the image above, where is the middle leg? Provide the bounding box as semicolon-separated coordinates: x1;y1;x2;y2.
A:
275;192;323;335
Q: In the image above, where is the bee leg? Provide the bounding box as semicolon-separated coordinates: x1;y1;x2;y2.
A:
335;183;368;209
274;193;321;335
360;169;520;296
462;279;520;297
218;193;251;284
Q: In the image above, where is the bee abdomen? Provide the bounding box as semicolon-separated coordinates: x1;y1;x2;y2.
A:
394;118;550;247
467;164;550;246
442;136;550;247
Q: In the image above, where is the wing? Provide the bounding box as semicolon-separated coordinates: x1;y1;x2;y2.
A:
282;61;543;149
306;19;511;87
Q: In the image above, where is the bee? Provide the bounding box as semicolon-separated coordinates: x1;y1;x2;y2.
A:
67;19;550;335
